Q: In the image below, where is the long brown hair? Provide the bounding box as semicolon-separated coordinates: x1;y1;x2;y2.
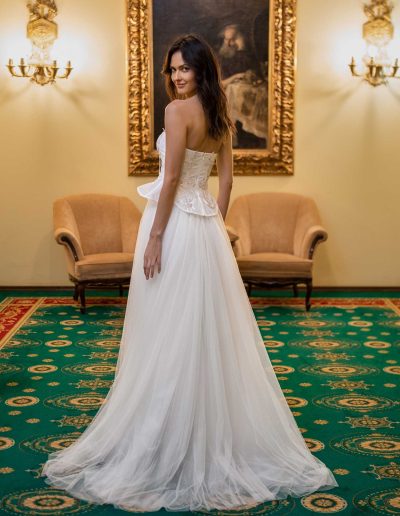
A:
161;33;236;142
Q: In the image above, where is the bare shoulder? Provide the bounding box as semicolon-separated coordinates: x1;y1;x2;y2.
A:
164;99;188;132
165;99;186;114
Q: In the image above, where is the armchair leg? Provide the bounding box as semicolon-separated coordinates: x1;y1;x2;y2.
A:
293;284;299;297
77;283;86;314
245;282;252;297
305;280;312;311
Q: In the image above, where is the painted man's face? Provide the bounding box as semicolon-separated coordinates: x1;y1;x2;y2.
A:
219;25;246;58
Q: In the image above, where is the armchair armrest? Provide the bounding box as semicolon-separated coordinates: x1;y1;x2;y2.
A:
225;224;239;243
54;227;84;261
298;225;328;259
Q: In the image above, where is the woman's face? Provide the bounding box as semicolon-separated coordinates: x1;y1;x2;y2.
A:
170;50;197;99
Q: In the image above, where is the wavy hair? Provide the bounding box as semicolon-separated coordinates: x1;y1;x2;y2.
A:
161;33;236;142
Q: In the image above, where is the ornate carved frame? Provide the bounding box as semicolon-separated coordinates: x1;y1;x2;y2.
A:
126;0;296;176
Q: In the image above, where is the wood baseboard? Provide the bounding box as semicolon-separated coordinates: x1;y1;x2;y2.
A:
0;285;399;292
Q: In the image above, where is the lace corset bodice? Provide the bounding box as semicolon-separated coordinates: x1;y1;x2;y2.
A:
137;130;219;216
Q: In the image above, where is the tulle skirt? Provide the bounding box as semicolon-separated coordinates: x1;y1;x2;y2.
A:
41;200;338;512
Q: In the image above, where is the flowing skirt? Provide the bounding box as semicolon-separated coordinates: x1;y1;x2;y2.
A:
41;200;338;512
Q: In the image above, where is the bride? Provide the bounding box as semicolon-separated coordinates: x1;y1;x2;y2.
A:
41;33;338;511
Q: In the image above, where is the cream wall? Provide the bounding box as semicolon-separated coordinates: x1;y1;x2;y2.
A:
0;0;399;287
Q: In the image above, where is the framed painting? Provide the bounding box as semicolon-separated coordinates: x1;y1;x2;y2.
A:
127;0;296;176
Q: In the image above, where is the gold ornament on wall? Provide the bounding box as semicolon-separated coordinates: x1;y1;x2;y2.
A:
7;0;72;86
349;0;399;86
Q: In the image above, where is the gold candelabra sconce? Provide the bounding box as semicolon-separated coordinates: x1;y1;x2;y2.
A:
7;0;72;86
349;0;399;87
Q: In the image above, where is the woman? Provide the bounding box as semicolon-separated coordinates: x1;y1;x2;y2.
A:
41;33;338;512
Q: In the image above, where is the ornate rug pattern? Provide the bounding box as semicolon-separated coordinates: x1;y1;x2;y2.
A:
0;295;399;515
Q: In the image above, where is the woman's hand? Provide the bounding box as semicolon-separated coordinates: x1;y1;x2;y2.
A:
143;235;162;280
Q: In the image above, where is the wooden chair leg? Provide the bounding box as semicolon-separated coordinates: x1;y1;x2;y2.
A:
305;280;313;311
293;284;299;297
77;283;86;314
245;282;252;296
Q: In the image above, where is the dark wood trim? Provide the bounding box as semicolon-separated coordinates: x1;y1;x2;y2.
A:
60;236;79;261
1;286;399;292
66;275;131;314
0;279;131;314
312;286;400;292
0;286;129;292
308;235;325;259
243;278;313;311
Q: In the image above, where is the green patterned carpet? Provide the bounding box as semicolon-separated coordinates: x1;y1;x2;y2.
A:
0;292;399;515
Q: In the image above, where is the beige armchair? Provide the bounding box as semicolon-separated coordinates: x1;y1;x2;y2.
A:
53;194;142;313
225;192;328;310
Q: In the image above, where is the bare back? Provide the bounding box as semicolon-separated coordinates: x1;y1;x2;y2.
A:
177;96;223;154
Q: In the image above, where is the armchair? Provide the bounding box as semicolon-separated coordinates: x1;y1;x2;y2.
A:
53;193;142;313
225;192;328;310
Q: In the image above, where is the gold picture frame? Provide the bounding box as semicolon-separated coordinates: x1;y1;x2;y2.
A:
127;0;296;176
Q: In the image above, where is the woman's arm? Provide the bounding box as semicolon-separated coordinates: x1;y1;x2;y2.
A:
143;101;187;279
216;131;233;220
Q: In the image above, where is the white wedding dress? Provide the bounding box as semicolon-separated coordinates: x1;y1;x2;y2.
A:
41;130;338;511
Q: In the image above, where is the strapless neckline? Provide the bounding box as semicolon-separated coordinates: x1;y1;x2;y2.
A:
160;128;217;156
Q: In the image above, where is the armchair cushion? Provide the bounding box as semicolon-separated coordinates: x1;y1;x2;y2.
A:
237;252;313;279
74;252;134;281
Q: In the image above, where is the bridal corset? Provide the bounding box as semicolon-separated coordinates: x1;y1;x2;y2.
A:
137;130;219;217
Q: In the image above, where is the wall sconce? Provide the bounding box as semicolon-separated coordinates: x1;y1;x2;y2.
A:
7;0;72;86
349;0;399;87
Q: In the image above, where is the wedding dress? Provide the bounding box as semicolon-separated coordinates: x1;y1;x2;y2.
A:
41;129;338;511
